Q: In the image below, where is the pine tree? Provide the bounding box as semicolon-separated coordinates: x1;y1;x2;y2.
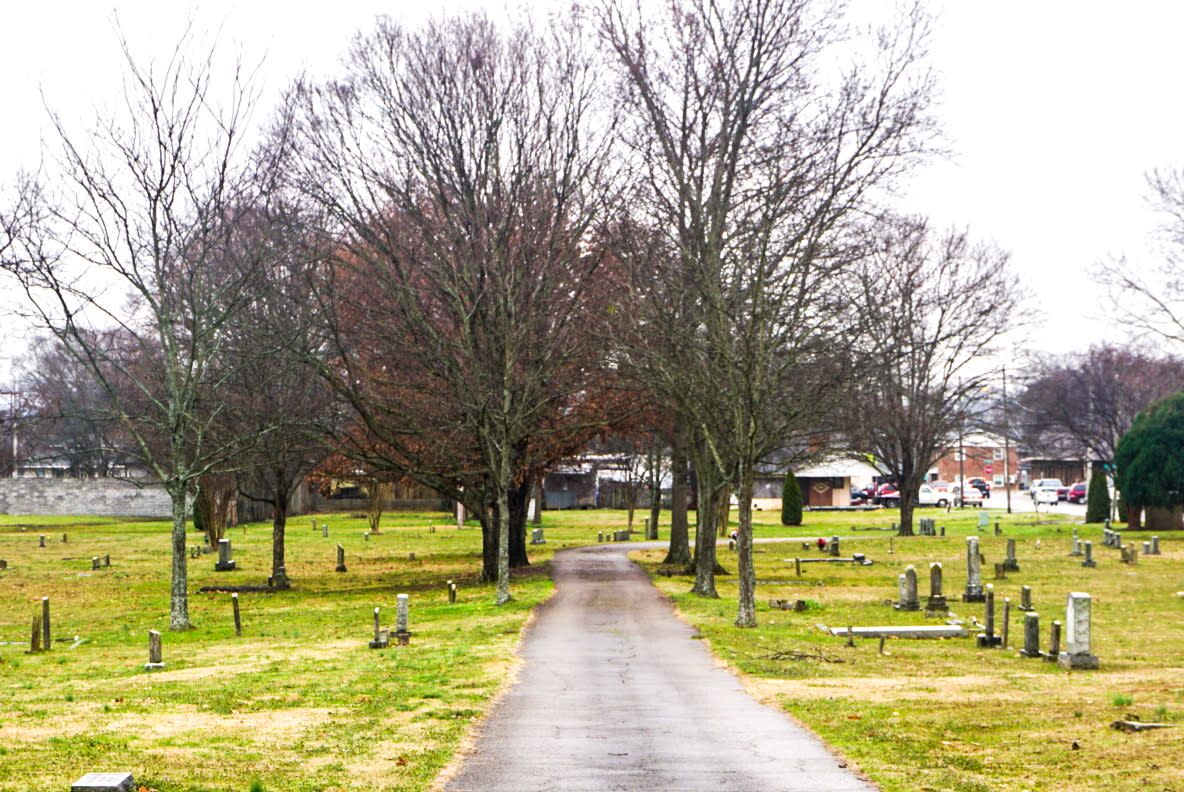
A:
781;470;803;526
1084;467;1110;523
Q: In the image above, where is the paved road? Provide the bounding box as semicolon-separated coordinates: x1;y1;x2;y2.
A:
443;543;877;792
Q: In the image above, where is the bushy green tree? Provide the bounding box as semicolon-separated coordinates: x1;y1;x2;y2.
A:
1084;467;1111;523
781;470;803;526
1114;390;1184;530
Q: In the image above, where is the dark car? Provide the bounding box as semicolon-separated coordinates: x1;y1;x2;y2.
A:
967;477;991;497
1067;482;1087;504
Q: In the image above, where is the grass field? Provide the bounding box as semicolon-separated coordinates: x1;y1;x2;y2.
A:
1;506;1181;792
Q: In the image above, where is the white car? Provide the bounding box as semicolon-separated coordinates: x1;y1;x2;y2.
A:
917;484;953;508
1031;479;1062;504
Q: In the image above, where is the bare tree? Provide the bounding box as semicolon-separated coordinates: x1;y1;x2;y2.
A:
289;12;618;604
599;0;937;625
844;219;1021;536
6;29;276;630
1016;345;1184;464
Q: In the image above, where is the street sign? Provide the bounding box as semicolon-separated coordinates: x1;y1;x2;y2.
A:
984;464;993;475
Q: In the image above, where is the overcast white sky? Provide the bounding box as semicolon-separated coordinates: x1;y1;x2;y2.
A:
2;1;1182;375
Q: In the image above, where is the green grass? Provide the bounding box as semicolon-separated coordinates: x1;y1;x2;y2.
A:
634;507;1184;792
3;506;1183;792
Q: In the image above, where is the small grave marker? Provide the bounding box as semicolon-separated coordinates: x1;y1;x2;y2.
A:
336;544;347;573
39;535;46;548
145;630;165;671
1019;585;1033;612
42;597;50;651
530;528;546;545
215;538;237;571
963;536;985;602
369;607;389;649
1002;538;1019;572
895;565;920;611
1082;540;1096;568
976;584;1002;648
396;593;411;645
1044;620;1062;663
1019;611;1041;658
232;593;242;637
1150;536;1161;555
924;562;948;616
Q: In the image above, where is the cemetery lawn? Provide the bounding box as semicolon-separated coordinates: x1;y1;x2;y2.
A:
2;508;1182;792
636;509;1184;792
0;512;597;792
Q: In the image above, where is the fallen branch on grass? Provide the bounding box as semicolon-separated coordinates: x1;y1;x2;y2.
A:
759;648;846;663
1111;720;1180;733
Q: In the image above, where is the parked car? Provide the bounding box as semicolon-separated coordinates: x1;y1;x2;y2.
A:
967;477;991;497
850;488;870;506
1030;478;1068;501
917;484;952;508
1067;482;1087;504
954;485;985;507
1031;479;1063;504
873;482;899;505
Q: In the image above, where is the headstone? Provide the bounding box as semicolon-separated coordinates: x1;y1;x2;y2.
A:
215;538;236;572
30;614;42;652
1002;538;1019;572
408;552;416;561
232;593;242;637
322;524;329;538
42;597;50;650
335;544;347;573
271;566;289;590
62;533;68;543
1151;536;1161;555
104;555;110;568
829;536;840;557
364;532;370;541
924;562;948;616
963;536;985;602
0;560;7;570
977;511;989;531
994;562;1007;580
1082;540;1096;568
71;772;136;792
396;593;410;645
1058;592;1099;669
994;522;1001;536
449;582;457;603
145;630;165;671
1044;620;1062;663
369;607;389;649
896;565;920;611
976;584;1002;648
1000;599;1011;649
1122;546;1139;565
530;528;545;545
1019;611;1041;658
896;573;908;609
1019;585;1033;612
1069;537;1084;557
940;525;946;537
1143;541;1151;555
39;535;46;548
92;557;101;570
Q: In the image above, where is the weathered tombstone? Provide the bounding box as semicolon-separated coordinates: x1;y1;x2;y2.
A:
92;557;100;570
1019;585;1033;612
1069;537;1084;557
940;525;946;537
1019;611;1041;658
0;559;7;570
103;554;110;568
396;593;410;645
1003;538;1019;572
896;573;908;609
408;552;416;561
1000;599;1011;649
993;562;1007;580
215;538;236;572
335;544;347;573
232;593;242;637
1058;592;1099;669
963;536;985;602
1082;540;1096;568
643;517;650;537
62;533;68;543
597;532;604;543
994;522;1001;536
1151;536;1161;555
976;584;1002;648
42;597;50;650
530;528;545;545
794;557;802;576
145;630;165;671
30;614;42;652
322;524;329;538
829;536;840;557
449;582;457;603
977;511;989;531
71;772;136;792
39;535;46;548
1121;546;1138;565
270;566;289;590
1143;541;1151;555
924;562;948;616
364;532;370;542
1044;620;1062;663
369;607;389;649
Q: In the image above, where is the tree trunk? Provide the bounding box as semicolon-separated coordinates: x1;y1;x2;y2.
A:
495;481;513;604
664;420;692;567
507;477;531;568
717;485;731;537
531;474;544;525
647;459;661;542
271;481;290;590
735;462;757;627
168;486;192;631
691;473;721;598
1126;501;1143;530
898;491;917;536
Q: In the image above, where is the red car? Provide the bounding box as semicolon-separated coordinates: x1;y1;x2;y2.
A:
1067;482;1087;504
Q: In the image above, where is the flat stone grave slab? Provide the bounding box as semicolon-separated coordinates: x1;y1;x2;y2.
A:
825;625;968;639
72;772;136;792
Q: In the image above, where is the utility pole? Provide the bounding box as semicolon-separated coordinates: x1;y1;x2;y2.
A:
1002;366;1012;514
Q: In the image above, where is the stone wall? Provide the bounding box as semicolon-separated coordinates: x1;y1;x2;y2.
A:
0;478;172;518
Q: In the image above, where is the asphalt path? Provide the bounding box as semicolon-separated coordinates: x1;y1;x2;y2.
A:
442;542;877;792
